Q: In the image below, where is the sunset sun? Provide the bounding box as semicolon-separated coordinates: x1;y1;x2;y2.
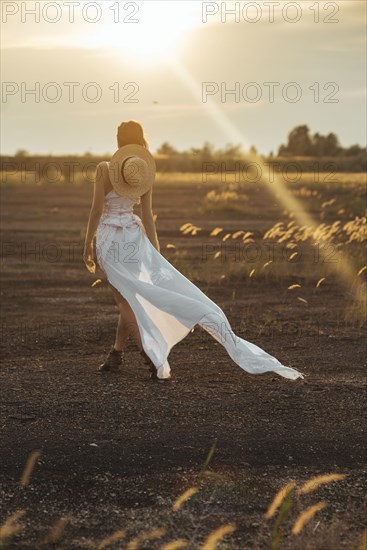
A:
93;1;199;63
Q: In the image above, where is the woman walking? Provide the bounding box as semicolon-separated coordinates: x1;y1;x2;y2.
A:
83;120;304;382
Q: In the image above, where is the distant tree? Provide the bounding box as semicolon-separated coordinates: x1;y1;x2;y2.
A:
15;149;28;157
324;133;341;156
218;142;243;156
310;132;324;156
278;125;313;156
278;143;290;156
310;132;342;156
188;141;215;159
344;144;365;157
200;141;215;159
248;145;258;156
157;142;179;155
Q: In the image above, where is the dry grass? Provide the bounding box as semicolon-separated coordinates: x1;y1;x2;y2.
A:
1;451;365;550
162;173;367;324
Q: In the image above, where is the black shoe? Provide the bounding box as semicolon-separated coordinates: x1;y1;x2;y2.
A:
97;345;123;374
140;349;172;381
140;348;157;378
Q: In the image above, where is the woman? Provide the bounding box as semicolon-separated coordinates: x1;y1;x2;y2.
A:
83;120;304;382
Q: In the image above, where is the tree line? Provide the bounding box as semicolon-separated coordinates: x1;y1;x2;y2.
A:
157;125;365;159
1;125;365;174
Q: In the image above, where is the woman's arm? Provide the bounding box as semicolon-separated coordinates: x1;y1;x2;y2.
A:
140;187;160;253
83;163;105;272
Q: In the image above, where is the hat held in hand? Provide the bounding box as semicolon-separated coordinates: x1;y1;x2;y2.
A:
108;144;156;198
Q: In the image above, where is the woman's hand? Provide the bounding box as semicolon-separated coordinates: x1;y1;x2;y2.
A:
83;241;96;274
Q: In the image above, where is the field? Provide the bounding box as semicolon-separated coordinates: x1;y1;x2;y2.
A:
0;171;366;549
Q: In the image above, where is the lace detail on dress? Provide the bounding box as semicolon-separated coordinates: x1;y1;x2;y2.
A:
95;180;144;272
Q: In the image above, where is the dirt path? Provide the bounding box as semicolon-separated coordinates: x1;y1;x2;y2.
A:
1;182;366;549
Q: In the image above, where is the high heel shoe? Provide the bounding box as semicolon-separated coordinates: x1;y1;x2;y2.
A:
97;345;123;374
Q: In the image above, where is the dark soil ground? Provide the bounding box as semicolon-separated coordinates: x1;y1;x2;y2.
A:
0;179;366;549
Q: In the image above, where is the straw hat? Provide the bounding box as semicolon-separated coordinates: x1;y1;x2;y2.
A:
108;144;156;198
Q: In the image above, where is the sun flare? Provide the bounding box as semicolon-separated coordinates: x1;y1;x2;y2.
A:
93;1;199;63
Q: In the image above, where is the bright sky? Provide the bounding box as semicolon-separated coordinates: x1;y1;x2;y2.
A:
1;0;366;155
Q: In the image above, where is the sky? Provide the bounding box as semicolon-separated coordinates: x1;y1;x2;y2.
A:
1;0;366;156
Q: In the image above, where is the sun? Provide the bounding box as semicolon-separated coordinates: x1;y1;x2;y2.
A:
93;1;199;63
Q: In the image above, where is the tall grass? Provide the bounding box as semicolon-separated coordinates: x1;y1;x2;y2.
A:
1;448;365;549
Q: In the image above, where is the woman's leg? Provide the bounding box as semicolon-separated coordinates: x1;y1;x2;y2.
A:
114;313;130;352
108;282;143;352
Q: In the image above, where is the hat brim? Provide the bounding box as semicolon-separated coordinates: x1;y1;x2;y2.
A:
108;144;156;198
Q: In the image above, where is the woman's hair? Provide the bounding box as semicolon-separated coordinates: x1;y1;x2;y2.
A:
117;120;149;149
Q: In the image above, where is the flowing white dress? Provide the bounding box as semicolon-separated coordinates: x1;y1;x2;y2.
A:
95;184;304;381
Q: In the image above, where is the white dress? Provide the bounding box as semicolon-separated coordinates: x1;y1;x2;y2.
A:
95;186;304;381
